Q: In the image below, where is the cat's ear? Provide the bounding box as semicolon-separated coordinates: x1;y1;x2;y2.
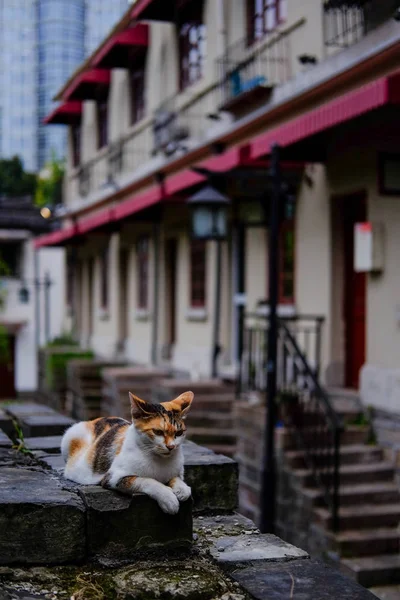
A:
129;392;157;420
162;391;194;419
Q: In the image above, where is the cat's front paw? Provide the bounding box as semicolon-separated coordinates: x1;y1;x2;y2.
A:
170;478;192;502
157;488;180;514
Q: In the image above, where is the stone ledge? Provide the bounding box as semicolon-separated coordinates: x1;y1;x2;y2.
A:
38;440;238;514
0;468;86;565
80;486;193;565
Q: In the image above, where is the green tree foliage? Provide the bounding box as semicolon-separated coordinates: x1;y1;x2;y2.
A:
35;156;65;208
0;156;37;198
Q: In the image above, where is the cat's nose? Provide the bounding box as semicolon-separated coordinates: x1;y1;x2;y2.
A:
166;444;175;451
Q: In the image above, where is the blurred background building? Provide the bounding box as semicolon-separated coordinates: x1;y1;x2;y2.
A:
0;0;130;172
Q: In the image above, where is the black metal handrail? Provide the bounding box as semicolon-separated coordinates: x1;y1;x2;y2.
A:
323;0;400;48
239;312;342;531
278;321;342;532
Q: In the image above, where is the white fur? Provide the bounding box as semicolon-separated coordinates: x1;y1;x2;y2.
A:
61;420;191;513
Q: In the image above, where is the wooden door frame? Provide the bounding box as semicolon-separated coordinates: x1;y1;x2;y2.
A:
333;190;367;389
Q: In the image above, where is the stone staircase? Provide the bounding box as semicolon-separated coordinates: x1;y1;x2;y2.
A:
284;390;400;591
152;379;237;457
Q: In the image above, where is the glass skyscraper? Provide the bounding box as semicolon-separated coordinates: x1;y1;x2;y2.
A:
0;0;130;172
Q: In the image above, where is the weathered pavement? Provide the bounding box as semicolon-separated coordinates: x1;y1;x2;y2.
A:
0;401;378;600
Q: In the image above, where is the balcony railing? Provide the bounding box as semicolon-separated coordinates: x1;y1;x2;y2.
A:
216;29;293;114
323;0;399;48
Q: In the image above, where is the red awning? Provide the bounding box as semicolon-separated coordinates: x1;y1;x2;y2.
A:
77;208;117;234
43;101;82;125
92;25;149;69
63;69;111;101
131;0;176;22
250;71;400;161
34;225;78;249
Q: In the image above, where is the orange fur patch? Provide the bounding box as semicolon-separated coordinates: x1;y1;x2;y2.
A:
69;438;84;458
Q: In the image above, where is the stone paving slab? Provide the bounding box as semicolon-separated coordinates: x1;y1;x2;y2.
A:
4;403;57;419
194;514;308;566
20;414;75;438
232;558;378;600
0;468;86;565
79;486;193;564
24;436;62;454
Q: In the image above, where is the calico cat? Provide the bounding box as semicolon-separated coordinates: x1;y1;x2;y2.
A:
61;391;193;514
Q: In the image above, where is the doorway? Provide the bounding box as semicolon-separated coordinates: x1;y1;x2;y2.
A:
164;239;177;357
343;193;367;389
88;257;94;342
0;335;15;399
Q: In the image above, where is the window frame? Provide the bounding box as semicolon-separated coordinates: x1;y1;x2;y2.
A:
71;122;81;168
100;244;109;310
178;0;206;91
130;63;146;126
246;0;287;46
136;235;150;310
189;239;207;308
97;95;109;150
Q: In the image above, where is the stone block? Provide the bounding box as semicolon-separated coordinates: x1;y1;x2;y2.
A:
37;453;65;472
20;414;75;438
0;468;85;565
231;558;377;600
0;409;13;438
79;486;192;564
24;436;62;454
4;403;57;419
183;441;238;513
195;514;307;567
0;430;11;448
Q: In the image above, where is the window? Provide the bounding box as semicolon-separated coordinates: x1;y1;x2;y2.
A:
0;243;21;277
71;123;81;167
66;256;74;307
247;0;287;45
130;65;146;125
279;221;295;304
190;240;206;307
100;244;109;309
97;96;108;149
136;236;149;309
178;1;206;90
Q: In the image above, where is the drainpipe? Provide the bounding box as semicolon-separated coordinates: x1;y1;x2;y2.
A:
151;222;161;366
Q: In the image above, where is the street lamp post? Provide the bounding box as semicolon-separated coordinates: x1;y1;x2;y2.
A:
187;185;231;379
259;143;282;534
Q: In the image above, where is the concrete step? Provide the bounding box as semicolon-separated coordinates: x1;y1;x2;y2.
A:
295;461;395;487
285;444;383;469
189;411;234;429
331;527;400;558
340;554;400;588
206;443;236;457
187;426;237;446
309;482;400;507
282;425;370;449
315;503;400;530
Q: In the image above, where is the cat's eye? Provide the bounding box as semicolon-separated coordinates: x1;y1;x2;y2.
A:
175;430;184;437
153;429;164;436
